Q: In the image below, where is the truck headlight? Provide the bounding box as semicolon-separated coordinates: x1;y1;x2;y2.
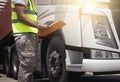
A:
91;15;118;49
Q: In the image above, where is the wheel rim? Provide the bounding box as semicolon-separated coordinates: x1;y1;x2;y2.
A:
48;49;64;78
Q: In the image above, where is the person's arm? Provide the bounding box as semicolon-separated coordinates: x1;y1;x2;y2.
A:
15;4;49;31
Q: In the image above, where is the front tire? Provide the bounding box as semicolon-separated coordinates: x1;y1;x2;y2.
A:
46;36;67;82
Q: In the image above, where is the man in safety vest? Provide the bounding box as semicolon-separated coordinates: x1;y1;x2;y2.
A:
12;0;49;82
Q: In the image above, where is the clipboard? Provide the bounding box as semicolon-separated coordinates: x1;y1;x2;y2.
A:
38;20;66;36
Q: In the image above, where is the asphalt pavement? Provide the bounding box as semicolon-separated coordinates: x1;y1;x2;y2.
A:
0;73;17;82
0;73;48;82
1;72;120;82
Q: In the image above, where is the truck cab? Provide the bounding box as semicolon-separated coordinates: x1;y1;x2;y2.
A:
34;0;120;82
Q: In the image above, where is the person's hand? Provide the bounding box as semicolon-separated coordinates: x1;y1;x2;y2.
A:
36;24;50;31
39;25;49;31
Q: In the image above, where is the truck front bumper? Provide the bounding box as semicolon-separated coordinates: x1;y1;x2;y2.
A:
66;59;120;72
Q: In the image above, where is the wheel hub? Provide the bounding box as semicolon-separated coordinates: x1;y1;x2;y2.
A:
49;50;62;77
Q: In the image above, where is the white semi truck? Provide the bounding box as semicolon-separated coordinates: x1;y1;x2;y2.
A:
0;0;120;82
35;0;120;82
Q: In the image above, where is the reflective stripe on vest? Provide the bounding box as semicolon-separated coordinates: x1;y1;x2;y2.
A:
12;0;38;34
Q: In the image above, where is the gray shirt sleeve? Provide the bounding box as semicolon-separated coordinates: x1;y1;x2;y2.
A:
12;0;26;6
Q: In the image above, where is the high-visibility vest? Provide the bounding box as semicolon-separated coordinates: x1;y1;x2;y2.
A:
12;0;38;34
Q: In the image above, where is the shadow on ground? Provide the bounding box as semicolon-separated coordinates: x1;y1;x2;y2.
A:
79;75;120;82
34;78;49;82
